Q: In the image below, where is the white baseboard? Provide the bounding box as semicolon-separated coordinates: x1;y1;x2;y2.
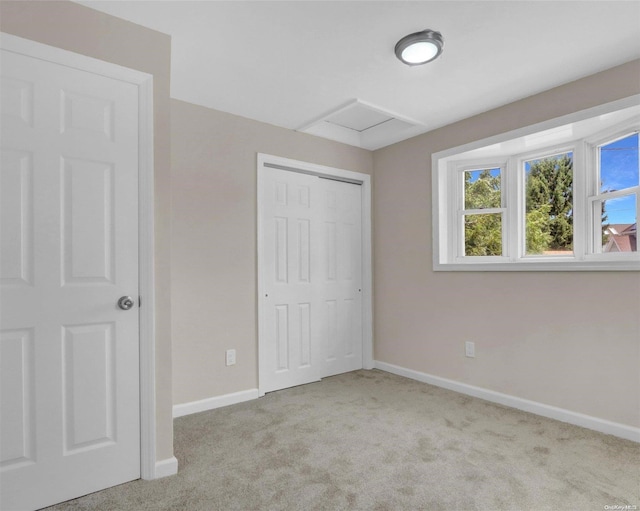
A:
154;456;178;479
374;361;640;443
173;389;260;418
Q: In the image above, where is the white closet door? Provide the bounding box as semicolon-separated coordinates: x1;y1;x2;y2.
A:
0;46;140;511
259;167;363;394
260;168;323;393
320;178;363;377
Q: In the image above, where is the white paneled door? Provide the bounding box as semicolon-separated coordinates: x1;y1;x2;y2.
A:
0;45;141;510
320;177;363;378
260;167;363;394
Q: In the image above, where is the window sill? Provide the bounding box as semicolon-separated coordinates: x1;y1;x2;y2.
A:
435;258;640;272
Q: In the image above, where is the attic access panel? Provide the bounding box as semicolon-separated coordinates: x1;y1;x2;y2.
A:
325;106;393;132
298;99;425;150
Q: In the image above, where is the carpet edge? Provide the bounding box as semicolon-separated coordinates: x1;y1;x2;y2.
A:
374;361;640;443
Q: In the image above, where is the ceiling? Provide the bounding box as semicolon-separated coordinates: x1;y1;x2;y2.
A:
76;1;640;150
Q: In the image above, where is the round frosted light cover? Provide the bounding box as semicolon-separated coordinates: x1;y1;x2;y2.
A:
395;29;444;66
401;41;439;64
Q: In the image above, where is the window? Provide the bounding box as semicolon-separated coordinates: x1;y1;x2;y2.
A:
588;132;638;255
523;151;574;256
462;167;504;257
433;101;640;271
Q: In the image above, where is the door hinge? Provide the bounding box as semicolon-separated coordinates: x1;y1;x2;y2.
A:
139;296;142;307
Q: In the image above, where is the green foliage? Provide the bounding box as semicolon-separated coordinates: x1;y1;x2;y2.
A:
525;155;573;250
601;199;610;247
525;205;552;254
463;157;574;256
465;169;501;209
464;170;502;256
465;214;502;256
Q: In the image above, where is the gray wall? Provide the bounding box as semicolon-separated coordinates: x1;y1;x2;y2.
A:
373;60;640;427
170;99;373;405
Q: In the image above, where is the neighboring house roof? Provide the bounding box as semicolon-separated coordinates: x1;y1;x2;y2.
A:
605;224;638;234
603;223;637;253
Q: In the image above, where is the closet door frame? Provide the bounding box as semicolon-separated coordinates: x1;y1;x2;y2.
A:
257;153;373;396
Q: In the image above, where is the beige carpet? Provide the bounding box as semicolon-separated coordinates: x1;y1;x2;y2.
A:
47;369;639;510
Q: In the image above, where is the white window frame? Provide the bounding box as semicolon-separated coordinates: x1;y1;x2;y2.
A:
584;121;640;261
450;160;508;262
515;144;577;261
433;97;640;271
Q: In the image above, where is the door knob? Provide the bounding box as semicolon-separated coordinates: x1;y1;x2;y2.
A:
118;296;135;310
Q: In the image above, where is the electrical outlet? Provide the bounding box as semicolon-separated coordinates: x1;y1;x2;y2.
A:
225;349;236;366
465;341;475;358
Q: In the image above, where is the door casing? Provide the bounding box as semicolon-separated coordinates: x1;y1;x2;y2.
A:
0;32;159;480
257;153;373;396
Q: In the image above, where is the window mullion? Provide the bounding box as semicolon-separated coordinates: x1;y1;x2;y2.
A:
446;164;459;263
588;196;602;254
454;168;464;260
508;157;520;261
585;140;602;255
572;141;587;260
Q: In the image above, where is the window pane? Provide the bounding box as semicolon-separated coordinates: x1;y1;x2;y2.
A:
464;168;501;209
524;153;573;255
464;213;502;256
600;195;637;253
600;133;639;193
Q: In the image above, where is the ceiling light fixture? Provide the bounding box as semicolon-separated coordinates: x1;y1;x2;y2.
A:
395;29;444;66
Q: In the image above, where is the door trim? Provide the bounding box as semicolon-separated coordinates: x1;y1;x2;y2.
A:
257;153;373;396
0;33;159;480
